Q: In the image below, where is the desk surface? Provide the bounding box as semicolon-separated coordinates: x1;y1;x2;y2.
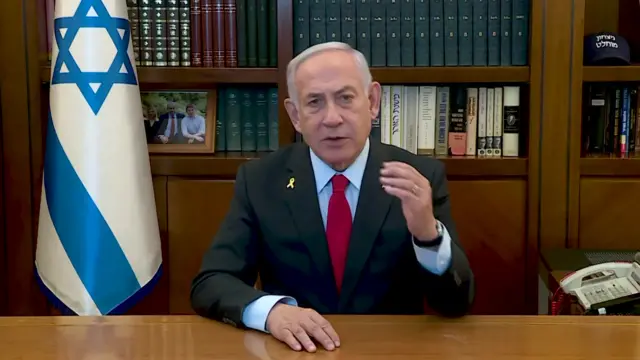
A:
2;315;639;359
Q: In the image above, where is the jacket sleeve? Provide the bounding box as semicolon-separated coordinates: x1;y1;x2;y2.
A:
190;163;269;327
418;159;476;317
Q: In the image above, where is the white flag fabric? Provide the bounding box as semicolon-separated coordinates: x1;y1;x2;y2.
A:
35;0;162;315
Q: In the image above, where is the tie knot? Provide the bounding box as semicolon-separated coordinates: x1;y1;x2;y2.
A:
331;174;349;193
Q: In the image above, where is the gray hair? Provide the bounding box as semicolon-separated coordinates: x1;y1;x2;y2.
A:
286;42;372;106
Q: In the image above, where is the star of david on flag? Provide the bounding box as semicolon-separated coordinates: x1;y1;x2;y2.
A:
35;0;163;316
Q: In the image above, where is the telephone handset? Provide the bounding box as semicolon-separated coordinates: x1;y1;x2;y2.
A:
559;261;640;314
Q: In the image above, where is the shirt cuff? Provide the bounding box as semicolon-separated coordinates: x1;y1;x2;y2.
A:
241;295;298;332
412;221;452;275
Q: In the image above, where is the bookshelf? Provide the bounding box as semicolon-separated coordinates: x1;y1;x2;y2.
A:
568;0;640;250
3;0;576;318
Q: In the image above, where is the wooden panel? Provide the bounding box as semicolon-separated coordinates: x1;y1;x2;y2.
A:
524;0;544;314
370;67;530;84
448;180;527;315
584;0;619;35
126;176;169;315
40;66;278;86
567;0;586;248
0;0;47;315
578;178;640;249
167;179;236;314
538;0;576;250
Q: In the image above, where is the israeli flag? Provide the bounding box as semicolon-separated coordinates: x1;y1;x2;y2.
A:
35;0;162;315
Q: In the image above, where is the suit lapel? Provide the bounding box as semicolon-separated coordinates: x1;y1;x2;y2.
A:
283;144;339;307
339;141;393;310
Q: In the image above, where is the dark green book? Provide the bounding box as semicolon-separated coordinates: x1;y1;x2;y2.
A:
240;89;257;151
400;0;415;66
341;0;357;48
255;88;269;151
225;88;242;151
386;0;401;66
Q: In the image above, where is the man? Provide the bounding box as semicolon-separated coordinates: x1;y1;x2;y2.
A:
181;103;206;143
191;42;475;352
158;101;185;144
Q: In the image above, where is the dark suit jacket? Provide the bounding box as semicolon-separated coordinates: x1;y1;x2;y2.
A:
144;119;163;143
191;140;475;328
158;113;185;143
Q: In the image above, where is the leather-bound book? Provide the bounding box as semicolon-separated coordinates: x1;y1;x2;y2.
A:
224;0;238;67
179;0;192;66
190;0;203;66
153;0;168;66
213;0;226;67
202;0;215;67
167;0;180;66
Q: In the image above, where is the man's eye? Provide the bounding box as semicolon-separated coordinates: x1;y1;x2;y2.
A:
342;94;354;101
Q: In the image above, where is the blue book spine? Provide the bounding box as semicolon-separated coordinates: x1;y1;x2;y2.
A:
511;0;528;65
430;0;444;66
621;87;630;156
472;0;487;65
500;0;512;65
458;0;473;65
487;0;500;65
443;0;458;66
414;0;430;66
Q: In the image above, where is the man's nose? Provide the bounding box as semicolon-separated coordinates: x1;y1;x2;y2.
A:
323;102;343;126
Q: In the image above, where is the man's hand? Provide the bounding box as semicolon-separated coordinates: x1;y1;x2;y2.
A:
379;161;439;241
265;304;340;352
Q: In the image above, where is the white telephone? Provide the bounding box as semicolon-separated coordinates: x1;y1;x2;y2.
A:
559;260;640;314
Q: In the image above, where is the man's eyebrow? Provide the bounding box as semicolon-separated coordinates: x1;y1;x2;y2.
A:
336;86;357;93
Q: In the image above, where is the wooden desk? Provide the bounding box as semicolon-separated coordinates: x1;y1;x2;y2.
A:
2;315;639;359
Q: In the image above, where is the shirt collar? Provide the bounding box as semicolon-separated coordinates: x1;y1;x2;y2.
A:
309;137;370;193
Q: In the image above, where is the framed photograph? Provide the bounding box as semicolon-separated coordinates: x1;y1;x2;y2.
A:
140;90;216;154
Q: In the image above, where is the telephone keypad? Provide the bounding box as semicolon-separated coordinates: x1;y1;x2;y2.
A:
582;281;632;305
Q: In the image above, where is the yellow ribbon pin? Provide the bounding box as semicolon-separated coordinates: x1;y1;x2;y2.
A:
287;177;295;189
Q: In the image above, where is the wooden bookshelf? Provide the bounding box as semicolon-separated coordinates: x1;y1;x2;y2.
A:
39;66;279;85
150;153;528;177
582;65;640;82
370;66;530;84
580;157;640;176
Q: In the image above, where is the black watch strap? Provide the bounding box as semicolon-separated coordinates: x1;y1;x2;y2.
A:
413;221;444;248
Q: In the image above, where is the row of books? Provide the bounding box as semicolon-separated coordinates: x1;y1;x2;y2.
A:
583;83;640;157
215;86;280;152
294;0;529;67
372;84;521;156
39;0;278;68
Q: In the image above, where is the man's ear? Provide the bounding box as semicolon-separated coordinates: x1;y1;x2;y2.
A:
284;98;302;133
368;81;382;120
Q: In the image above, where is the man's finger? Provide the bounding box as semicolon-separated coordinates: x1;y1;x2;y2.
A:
310;314;341;347
280;329;303;351
301;320;335;351
291;325;317;352
380;176;414;192
382;184;415;201
382;162;426;182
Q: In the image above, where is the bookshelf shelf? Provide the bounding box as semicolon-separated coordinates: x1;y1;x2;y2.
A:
39;66;278;85
371;66;530;84
580;157;640;176
150;154;528;177
582;65;640;82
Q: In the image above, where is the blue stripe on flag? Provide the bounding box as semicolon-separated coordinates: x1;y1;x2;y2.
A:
44;111;142;314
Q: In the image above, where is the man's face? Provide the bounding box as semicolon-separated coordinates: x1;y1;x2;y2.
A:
168;105;175;113
285;50;381;170
187;106;195;116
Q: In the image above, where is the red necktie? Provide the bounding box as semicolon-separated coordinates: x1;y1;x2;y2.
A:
326;174;352;292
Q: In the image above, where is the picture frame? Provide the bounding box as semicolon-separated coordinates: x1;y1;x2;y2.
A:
140;89;216;154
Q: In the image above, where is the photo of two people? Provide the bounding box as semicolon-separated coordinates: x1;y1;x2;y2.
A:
141;91;211;150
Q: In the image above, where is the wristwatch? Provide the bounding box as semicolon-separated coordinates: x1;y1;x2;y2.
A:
413;220;444;248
